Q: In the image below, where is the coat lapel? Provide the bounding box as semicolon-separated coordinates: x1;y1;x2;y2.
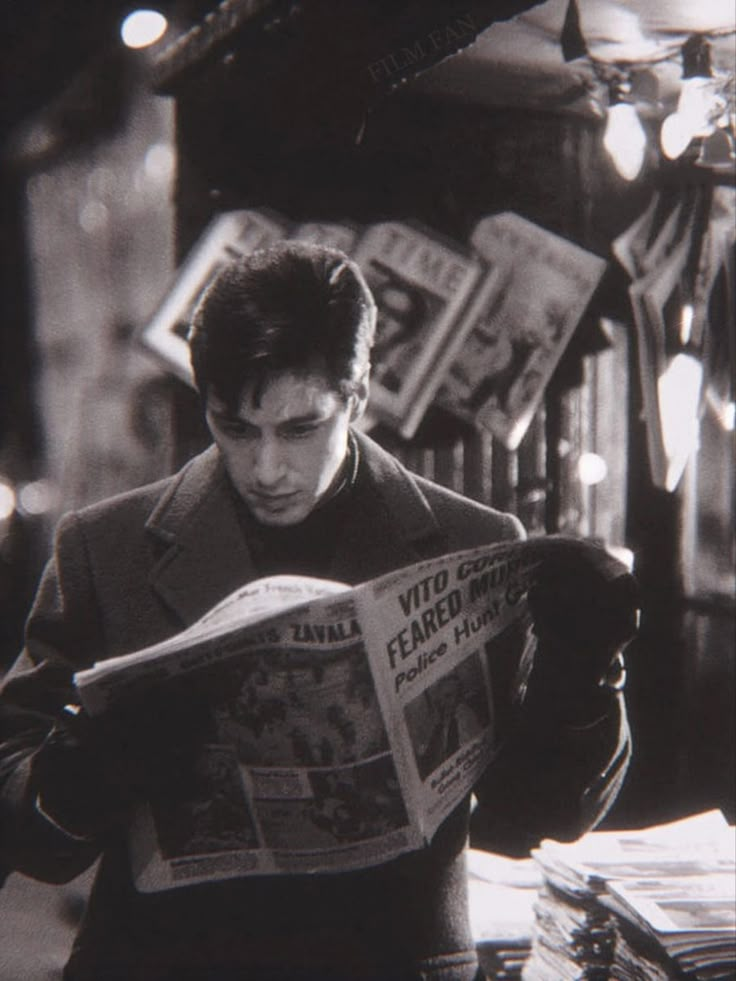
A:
145;446;257;626
144;434;449;623
329;433;449;585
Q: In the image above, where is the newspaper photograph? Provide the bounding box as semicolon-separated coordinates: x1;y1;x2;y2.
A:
606;875;736;935
75;537;626;892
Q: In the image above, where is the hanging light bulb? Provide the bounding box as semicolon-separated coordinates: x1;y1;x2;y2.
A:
603;77;647;181
661;78;727;158
657;351;703;492
660;34;729;161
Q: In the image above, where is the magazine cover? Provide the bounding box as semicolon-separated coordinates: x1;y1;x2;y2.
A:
438;212;607;449
353;220;482;438
139;209;288;381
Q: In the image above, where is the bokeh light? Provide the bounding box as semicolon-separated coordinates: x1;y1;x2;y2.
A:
121;9;168;49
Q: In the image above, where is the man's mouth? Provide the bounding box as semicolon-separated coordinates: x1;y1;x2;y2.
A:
249;491;298;506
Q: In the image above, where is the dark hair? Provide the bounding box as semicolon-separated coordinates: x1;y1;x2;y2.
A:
189;241;376;407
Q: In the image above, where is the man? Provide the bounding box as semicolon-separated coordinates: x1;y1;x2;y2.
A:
410;669;482;779
0;243;635;980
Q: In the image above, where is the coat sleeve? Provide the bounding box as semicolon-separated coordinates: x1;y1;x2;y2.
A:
0;512;106;883
468;530;636;856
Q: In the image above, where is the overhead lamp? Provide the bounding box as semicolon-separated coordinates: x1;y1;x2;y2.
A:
603;76;647;181
660;34;730;161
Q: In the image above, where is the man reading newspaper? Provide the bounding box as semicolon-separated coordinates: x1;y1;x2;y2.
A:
0;243;636;981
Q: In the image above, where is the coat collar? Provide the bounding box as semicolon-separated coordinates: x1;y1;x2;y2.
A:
144;445;257;625
329;431;446;582
144;434;446;626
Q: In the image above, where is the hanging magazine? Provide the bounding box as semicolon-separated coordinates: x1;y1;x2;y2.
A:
438;212;607;449
139;209;289;382
353;221;481;438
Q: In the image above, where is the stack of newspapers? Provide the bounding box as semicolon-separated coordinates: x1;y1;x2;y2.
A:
523;810;736;980
467;849;541;979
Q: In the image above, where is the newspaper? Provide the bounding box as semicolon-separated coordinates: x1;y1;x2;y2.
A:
75;537;627;893
528;810;736;981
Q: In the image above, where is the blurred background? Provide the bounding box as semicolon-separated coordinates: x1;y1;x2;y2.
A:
0;2;734;966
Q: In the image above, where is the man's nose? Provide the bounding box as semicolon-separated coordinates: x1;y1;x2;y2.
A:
253;438;286;486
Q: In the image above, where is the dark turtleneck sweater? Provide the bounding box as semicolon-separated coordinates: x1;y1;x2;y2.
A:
231;434;360;580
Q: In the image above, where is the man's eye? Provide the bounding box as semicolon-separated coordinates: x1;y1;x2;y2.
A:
283;424;319;440
221;421;256;438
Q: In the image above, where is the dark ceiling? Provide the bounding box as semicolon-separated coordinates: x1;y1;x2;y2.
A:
1;1;546;139
2;0;734;169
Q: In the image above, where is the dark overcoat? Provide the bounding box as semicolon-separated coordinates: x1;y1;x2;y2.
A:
0;432;629;981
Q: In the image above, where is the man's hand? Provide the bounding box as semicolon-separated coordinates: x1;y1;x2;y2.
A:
30;704;138;841
30;685;207;842
524;536;639;704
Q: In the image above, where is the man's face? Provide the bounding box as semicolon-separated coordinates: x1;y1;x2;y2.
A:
435;675;461;714
206;370;362;527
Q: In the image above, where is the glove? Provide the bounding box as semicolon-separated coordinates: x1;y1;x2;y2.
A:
30;704;139;841
30;683;208;841
524;536;639;699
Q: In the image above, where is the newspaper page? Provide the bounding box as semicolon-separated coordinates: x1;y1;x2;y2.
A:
532;809;734;898
75;538;616;891
605;874;736;938
352;542;537;842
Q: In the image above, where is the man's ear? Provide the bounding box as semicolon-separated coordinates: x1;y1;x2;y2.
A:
349;370;370;422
